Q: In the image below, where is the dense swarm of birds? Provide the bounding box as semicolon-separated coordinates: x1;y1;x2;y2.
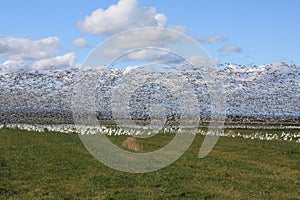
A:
0;62;299;126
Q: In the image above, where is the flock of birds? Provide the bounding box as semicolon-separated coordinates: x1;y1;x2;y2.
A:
1;123;299;143
0;61;299;124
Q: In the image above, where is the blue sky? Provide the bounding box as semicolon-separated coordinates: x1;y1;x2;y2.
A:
0;0;299;70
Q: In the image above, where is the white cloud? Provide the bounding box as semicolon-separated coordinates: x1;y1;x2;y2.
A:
76;0;226;69
32;52;77;70
92;28;184;59
154;13;167;28
72;38;88;48
199;34;226;44
77;0;167;34
0;36;60;60
110;28;181;48
127;48;181;64
0;36;78;72
219;45;242;53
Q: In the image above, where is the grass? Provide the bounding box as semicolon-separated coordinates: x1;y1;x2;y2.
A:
0;128;299;199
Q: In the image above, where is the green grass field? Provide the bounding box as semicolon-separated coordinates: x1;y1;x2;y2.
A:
0;128;299;199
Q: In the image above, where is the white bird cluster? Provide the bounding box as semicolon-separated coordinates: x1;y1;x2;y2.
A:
1;123;299;143
4;123;76;133
198;130;300;143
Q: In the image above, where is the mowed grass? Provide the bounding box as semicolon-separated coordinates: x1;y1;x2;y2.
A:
0;128;299;200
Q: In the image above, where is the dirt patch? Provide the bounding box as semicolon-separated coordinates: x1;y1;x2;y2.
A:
227;130;236;136
122;137;143;152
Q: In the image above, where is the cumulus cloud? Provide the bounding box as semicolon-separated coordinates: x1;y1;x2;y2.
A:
219;45;242;53
72;38;88;48
32;52;77;70
75;0;226;70
92;28;184;59
109;28;182;48
77;0;167;34
0;36;78;72
76;0;193;65
199;34;227;44
127;48;181;64
0;36;60;60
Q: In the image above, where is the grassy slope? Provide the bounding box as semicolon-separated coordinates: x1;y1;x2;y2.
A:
0;128;299;200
